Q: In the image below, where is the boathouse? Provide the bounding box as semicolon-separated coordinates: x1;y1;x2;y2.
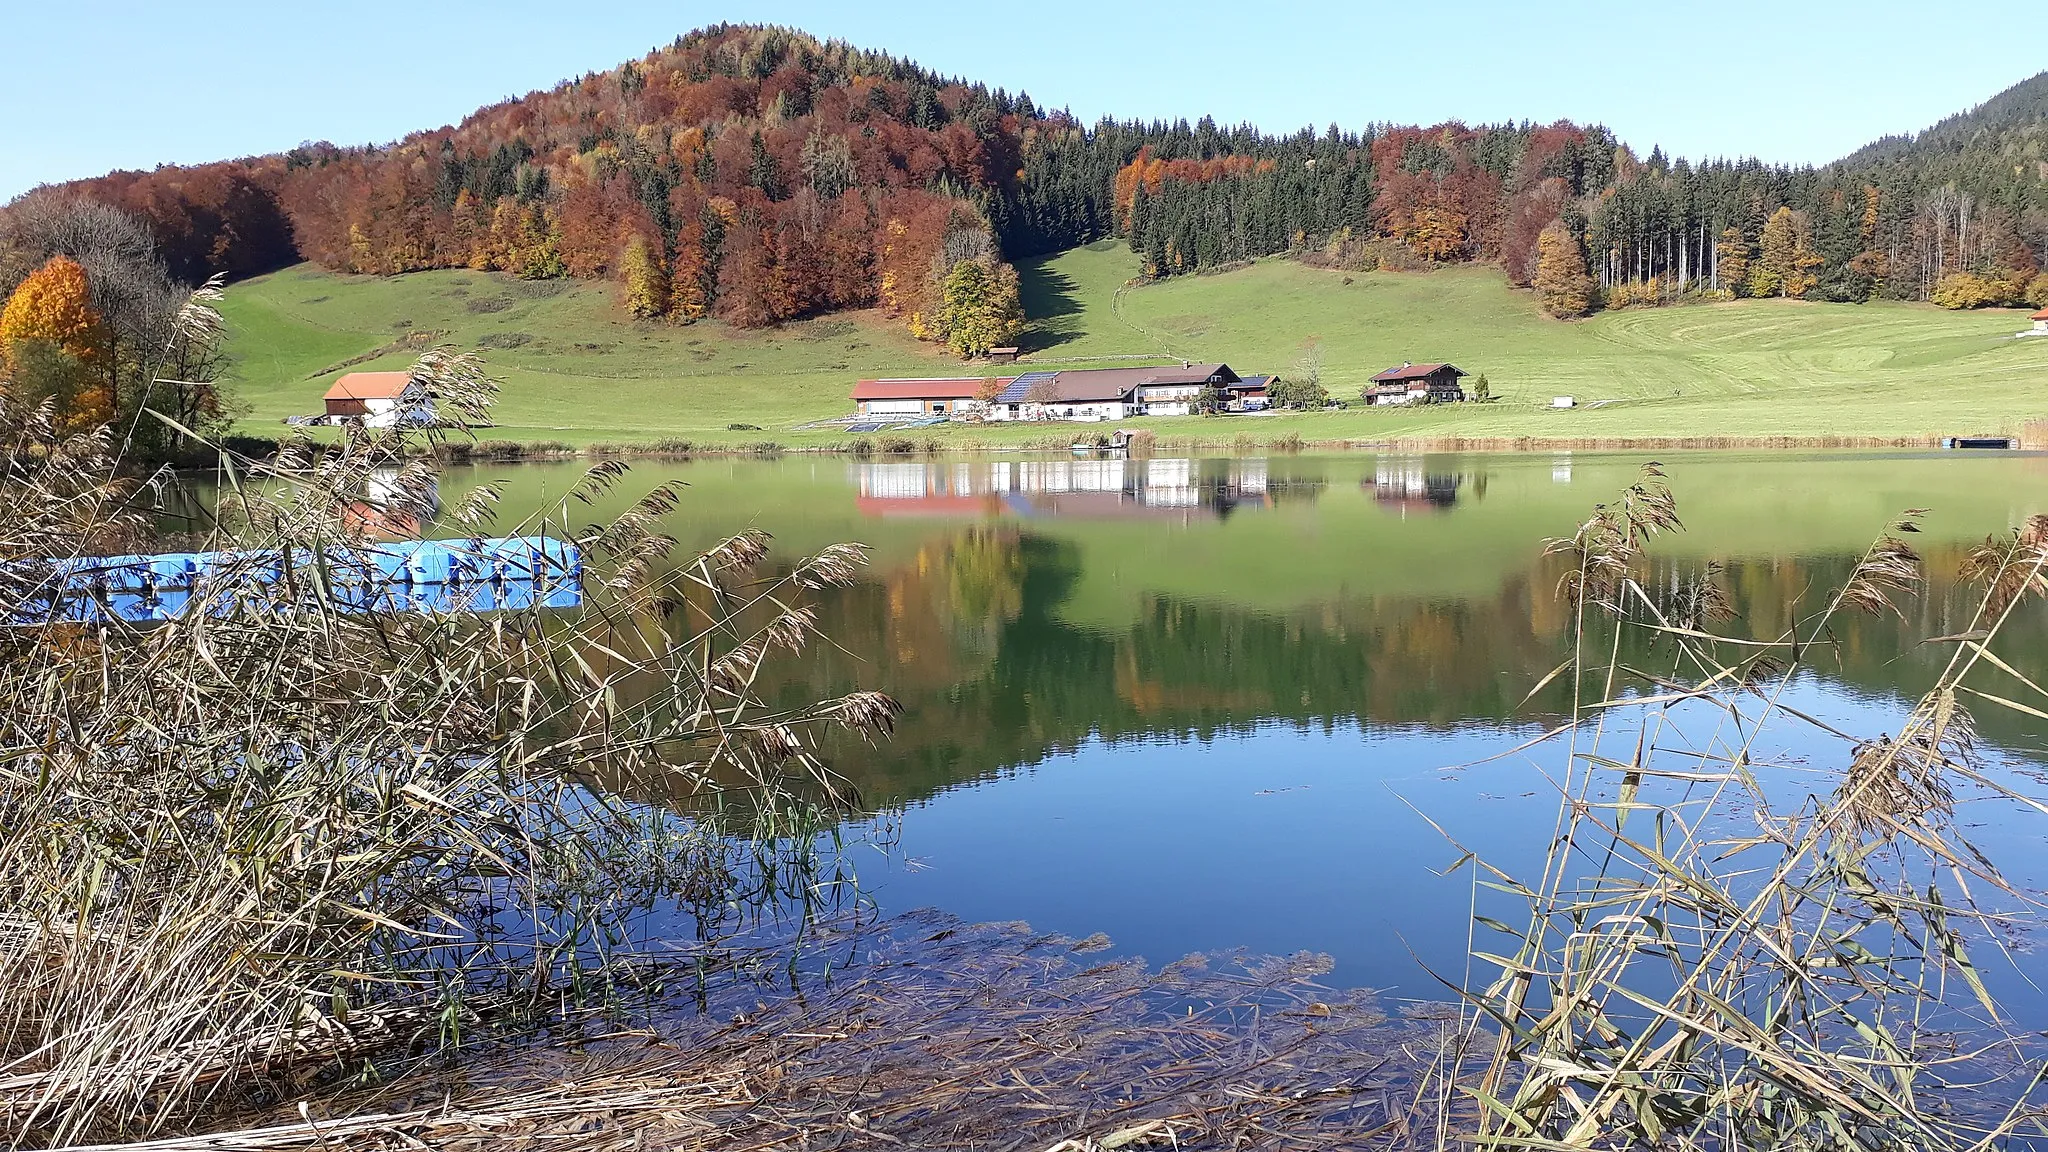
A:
2029;308;2048;336
1368;363;1468;406
323;372;436;428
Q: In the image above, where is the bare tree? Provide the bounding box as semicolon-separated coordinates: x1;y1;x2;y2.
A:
1295;339;1324;391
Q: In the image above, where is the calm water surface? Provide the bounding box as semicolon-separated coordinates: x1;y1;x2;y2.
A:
433;450;2048;1010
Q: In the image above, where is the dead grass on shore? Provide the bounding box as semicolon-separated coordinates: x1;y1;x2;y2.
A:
64;913;1431;1152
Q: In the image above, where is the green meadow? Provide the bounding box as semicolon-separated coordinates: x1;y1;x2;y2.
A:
217;241;2048;448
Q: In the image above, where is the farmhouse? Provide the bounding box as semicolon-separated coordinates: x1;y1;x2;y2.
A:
851;378;1002;417
847;364;1246;422
323;371;435;428
1367;363;1468;406
992;363;1242;420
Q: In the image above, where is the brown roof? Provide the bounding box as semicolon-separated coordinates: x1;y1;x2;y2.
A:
1030;364;1238;403
851;378;1000;401
1140;363;1240;386
323;371;415;402
1371;363;1465;383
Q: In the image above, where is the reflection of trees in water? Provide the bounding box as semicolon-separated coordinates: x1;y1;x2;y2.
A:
645;532;2048;815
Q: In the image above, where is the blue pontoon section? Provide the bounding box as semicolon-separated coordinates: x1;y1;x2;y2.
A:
14;536;582;625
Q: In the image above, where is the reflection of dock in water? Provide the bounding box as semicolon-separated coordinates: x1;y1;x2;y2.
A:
854;458;1286;521
341;468;441;539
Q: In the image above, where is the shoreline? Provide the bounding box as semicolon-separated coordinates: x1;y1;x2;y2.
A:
375;429;2029;464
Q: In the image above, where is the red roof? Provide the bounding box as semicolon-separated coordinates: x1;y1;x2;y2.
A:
323;371;414;402
1371;363;1465;383
851;378;1001;401
2033;308;2048;321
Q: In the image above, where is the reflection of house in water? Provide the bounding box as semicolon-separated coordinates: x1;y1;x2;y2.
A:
342;469;441;539
1365;458;1462;514
854;458;1291;521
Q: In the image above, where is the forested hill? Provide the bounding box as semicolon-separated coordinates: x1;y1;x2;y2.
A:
1838;71;2048;168
8;24;2048;359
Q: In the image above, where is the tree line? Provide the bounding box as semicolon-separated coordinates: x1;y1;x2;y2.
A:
7;23;2047;378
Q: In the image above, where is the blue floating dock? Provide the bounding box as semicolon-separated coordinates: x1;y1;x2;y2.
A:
12;536;582;625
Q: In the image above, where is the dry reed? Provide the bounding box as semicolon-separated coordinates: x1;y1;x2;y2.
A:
1411;463;2048;1149
0;300;896;1146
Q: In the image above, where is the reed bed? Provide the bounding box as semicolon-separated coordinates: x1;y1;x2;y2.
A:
62;912;1416;1152
1411;463;2048;1149
0;291;897;1146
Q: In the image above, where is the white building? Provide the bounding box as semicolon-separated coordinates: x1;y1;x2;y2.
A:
322;372;435;428
846;364;1249;423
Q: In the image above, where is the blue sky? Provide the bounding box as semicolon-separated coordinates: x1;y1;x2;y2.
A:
2;0;2039;200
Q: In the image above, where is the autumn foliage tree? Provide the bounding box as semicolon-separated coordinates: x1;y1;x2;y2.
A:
1747;207;1824;299
619;233;668;319
933;257;1024;358
1533;222;1596;318
0;256;113;430
1715;228;1752;297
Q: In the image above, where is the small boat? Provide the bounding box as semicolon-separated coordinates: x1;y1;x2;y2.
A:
1944;436;2016;450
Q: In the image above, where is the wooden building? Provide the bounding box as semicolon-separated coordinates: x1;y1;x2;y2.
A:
1367;363;1468;406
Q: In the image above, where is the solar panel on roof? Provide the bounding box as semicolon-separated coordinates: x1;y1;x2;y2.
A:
997;371;1057;404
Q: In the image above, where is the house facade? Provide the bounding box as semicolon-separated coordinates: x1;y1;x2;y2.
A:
1367;363;1468;405
323;372;435;428
851;378;1002;417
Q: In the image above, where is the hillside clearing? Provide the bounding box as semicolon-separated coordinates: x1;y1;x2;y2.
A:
217;243;2048;449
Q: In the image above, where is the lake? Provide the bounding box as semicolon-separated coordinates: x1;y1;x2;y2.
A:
394;449;2048;1013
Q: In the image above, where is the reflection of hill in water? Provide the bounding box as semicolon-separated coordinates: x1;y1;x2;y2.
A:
699;531;2048;814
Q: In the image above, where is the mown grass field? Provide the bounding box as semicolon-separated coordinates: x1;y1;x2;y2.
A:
218;241;2048;448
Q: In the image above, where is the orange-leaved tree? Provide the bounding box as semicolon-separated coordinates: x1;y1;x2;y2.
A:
0;255;114;431
1534;221;1597;318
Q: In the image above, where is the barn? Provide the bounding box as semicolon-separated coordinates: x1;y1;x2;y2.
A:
322;372;436;428
851;378;1001;418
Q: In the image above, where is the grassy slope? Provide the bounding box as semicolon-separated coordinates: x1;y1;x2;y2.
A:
219;242;2048;447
